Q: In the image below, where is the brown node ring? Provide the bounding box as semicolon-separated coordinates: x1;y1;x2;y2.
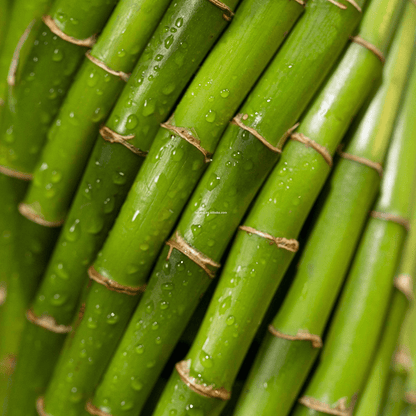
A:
299;395;355;416
176;360;231;400
405;391;416;405
327;0;362;12
291;132;333;167
0;286;6;306
394;274;414;302
239;225;299;253
86;51;130;82
85;401;111;416
99;126;147;157
166;231;221;279
207;0;235;21
394;347;412;372
268;325;323;348
0;354;16;376
0;165;33;181
161;119;212;163
26;309;72;334
88;265;146;296
18;203;65;227
370;211;411;232
231;113;299;154
350;35;385;63
337;146;383;177
42;15;96;47
36;397;52;416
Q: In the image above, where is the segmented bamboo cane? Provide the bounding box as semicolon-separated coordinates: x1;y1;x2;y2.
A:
233;5;416;416
0;0;118;178
291;36;416;416
148;1;408;415
88;0;392;413
20;0;173;225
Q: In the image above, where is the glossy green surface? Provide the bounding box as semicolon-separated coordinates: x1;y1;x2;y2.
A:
233;6;416;415
292;40;416;416
22;0;172;223
0;0;118;175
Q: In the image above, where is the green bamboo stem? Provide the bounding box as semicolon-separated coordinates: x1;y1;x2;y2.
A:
290;36;416;416
20;0;173;225
380;366;410;416
149;3;409;416
87;0;387;413
233;5;416;416
37;1;303;414
0;0;118;178
5;1;247;413
0;0;54;121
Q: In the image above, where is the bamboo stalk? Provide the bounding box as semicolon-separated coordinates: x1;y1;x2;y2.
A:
86;0;389;413
290;33;416;416
147;1;407;416
0;0;118;178
34;1;303;414
233;5;416;416
20;0;174;225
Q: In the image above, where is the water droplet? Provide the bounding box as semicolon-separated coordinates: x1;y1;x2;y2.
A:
113;171;126;185
143;99;156;117
170;410;178;416
207;173;220;191
52;48;63;62
162;282;174;291
87;317;98;329
220;89;229;98
117;49;126;58
126;114;138;129
200;351;214;368
131;377;143;391
66;219;81;242
165;35;174;49
160;301;169;310
205;110;216;123
145;301;154;313
56;263;69;280
103;197;115;214
126;264;139;274
87;215;104;234
175;17;183;27
135;344;144;354
146;360;156;368
226;315;235;325
140;243;149;251
172;148;184;162
50;293;67;306
219;296;232;314
186;405;204;416
107;313;119;325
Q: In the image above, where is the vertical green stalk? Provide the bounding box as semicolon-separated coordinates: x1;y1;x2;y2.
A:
233;5;416;416
291;34;416;416
20;0;173;225
0;0;118;177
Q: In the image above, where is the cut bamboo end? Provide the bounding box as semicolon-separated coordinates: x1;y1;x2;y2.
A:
86;51;130;82
18;203;65;227
161;119;212;163
0;354;16;376
85;401;111;416
337;146;383;176
42;15;96;48
405;391;416;405
350;36;385;63
0;165;33;181
175;360;231;401
370;211;411;232
298;395;355;416
291;132;333;166
394;274;414;302
36;397;51;416
88;265;146;296
165;231;221;279
26;309;72;334
99;126;147;157
268;325;323;348
239;225;299;253
207;0;235;21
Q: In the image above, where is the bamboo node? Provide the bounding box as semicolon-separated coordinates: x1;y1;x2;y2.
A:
36;397;51;416
99;126;147;157
268;325;323;348
86;51;130;82
88;265;146;296
176;360;231;400
0;354;16;376
18;203;65;227
298;395;356;416
0;165;33;181
42;15;96;48
206;0;235;21
166;231;221;279
239;225;299;253
350;36;385;63
327;0;362;11
85;401;111;416
0;285;6;306
26;309;72;334
337;146;383;176
161;119;212;163
291;132;333;166
394;347;412;372
394;274;414;302
370;211;411;232
8;19;36;87
405;391;416;405
232;114;299;154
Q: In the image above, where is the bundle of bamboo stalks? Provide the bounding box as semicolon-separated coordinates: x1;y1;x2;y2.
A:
0;0;416;415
